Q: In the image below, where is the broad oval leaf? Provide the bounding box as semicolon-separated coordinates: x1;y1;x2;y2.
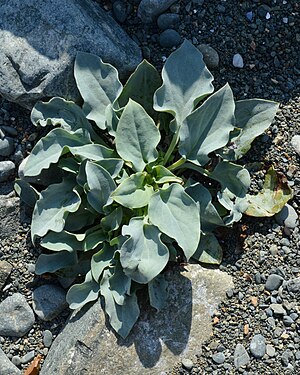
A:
244;166;293;217
192;233;223;265
118;60;162;116
148;184;200;260
14;179;39;208
111;172;154;209
100;269;140;338
120;217;169;284
109;261;131;305
86;161;116;213
148;274;168;311
74;52;122;129
115;99;160;172
186;183;224;232
210;161;251;197
66;271;100;310
154;40;214;126
31;178;81;242
179;84;235;166
35;250;78;275
69;144;116;161
23;128;90;177
91;243;115;282
31;97;92;133
41;230;85;252
101;207;123;233
220;99;279;160
94;158;123;178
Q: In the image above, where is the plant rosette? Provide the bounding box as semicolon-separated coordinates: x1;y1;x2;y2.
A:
15;40;291;338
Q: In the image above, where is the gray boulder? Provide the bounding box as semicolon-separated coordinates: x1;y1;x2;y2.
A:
41;264;233;375
0;347;21;375
0;0;142;109
0;196;20;240
0;293;35;337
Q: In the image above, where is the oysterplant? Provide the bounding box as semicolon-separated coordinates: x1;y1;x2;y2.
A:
15;40;291;338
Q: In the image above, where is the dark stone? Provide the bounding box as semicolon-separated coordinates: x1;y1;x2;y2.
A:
157;13;180;30
159;29;182;48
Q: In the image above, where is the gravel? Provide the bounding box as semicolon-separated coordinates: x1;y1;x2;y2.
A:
0;0;299;373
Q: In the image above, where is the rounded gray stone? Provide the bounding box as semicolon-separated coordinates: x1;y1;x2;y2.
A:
266;344;276;357
234;344;250;369
159;29;182;48
197;44;219;69
250;334;266;358
286;277;300;294
265;274;284;291
0;293;35;337
0;137;14;156
138;0;177;23
182;358;194;370
32;284;68;321
0;260;13;290
21;350;35;364
43;330;53;347
212;352;225;364
291;135;300;155
11;355;22;366
0;160;15;182
157;13;180;30
275;204;298;229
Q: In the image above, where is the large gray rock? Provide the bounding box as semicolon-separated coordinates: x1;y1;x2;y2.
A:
0;347;21;375
0;196;19;240
41;265;233;375
0;293;35;337
0;0;142;109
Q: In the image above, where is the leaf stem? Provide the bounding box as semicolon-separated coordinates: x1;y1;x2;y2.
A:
163;129;180;166
176;162;211;177
167;157;186;171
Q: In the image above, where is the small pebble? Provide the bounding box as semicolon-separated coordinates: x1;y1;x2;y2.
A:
250;334;266;358
21;350;35;364
182;358;194;370
43;330;53;347
212;352;225;364
159;29;182;48
233;54;244;68
265;274;284;291
234;344;250;369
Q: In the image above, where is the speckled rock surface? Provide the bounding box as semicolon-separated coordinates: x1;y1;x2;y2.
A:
41;265;233;375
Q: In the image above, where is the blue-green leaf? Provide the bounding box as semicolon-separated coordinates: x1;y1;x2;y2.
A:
186;183;224;232
41;231;85;252
118;60;162;116
100;269;140;338
148;274;168;311
23;128;90;177
31;178;81;241
148;184;200;260
91;243;115;282
120;217;169;284
101;207;123;233
75;52;122;129
35;250;78;275
111;172;154;209
14;179;40;207
210;161;251;198
152;165;183;184
109;261;131;305
179;84;235;166
115;99;160;172
69;144;116;161
192;233;223;265
95;159;123;178
220;99;279;160
66;271;100;310
154;40;214;126
86;161;116;213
